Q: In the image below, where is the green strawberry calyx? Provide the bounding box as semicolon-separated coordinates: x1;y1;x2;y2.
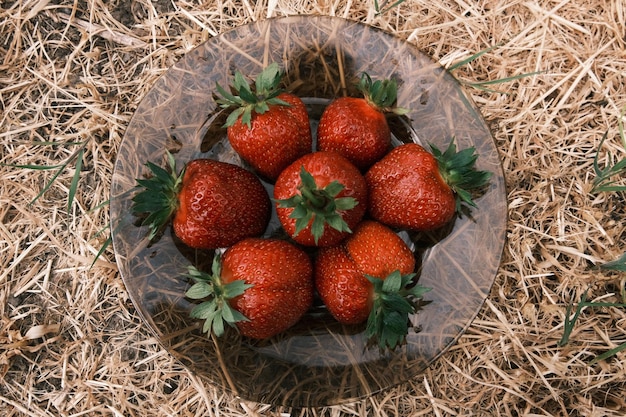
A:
185;255;252;337
365;271;431;350
430;140;493;212
357;72;409;116
131;151;184;241
276;166;358;245
216;62;291;129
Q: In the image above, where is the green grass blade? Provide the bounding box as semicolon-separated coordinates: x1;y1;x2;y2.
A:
88;199;110;213
593;184;626;193
67;147;84;213
599;252;626;272
1;163;64;170
592;131;609;180
448;42;505;71
29;160;71;206
590;341;626;364
91;222;111;241
596;157;626;180
619;105;625;149
591;129;626;194
581;301;626;308
90;235;112;268
559;290;626;347
24;142;88;206
375;0;406;14
462;84;509;95
558;301;574;347
466;71;544;87
558;290;588;347
461;71;543;95
90;220;119;268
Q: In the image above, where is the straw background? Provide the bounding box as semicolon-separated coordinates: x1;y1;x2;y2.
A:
1;0;625;416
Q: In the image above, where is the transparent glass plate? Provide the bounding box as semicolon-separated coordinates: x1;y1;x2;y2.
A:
110;15;507;407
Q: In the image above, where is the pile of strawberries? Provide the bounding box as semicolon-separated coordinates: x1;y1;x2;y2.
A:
132;64;491;350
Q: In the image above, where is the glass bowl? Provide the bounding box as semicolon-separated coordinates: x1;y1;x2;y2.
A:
110;15;507;407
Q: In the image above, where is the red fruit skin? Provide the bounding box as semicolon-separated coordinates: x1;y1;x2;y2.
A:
315;245;372;325
345;220;415;277
173;160;271;249
315;221;415;325
365;143;456;231
317;97;391;171
273;151;368;246
221;238;314;339
228;93;312;181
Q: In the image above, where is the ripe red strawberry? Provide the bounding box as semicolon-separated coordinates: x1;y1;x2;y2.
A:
185;238;314;339
132;153;271;249
274;151;368;246
317;73;408;171
315;221;430;349
366;141;492;231
216;63;312;180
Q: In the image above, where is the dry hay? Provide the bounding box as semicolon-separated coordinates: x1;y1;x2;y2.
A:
1;0;625;416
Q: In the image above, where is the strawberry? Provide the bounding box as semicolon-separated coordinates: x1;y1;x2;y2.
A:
315;221;430;349
274;151;368;246
216;63;312;181
317;73;408;171
185;238;314;339
365;141;492;231
132;153;271;249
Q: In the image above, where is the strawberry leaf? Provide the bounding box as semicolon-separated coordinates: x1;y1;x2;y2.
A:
324;180;345;197
185;257;252;338
240;107;254;129
215;82;242;106
224;107;246;128
365;272;430;350
357;72;409;115
288;202;307;218
222;302;246;323
233;71;250;93
298;167;317;191
255;101;270;114
132;151;184;241
190;300;217;319
222;279;254;299
215;63;290;129
431;140;492;212
380;311;406;348
212;311;225;336
238;83;258;104
292;211;313;237
381;270;402;292
266;96;291;107
185;281;213;299
334;196;358;211
310;214;326;241
325;213;352;233
255;63;282;94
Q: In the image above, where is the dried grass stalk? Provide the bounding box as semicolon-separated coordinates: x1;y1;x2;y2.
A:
1;0;625;416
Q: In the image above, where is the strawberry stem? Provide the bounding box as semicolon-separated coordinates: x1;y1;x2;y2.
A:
185;255;252;337
299;182;325;209
276;166;358;244
365;271;431;350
